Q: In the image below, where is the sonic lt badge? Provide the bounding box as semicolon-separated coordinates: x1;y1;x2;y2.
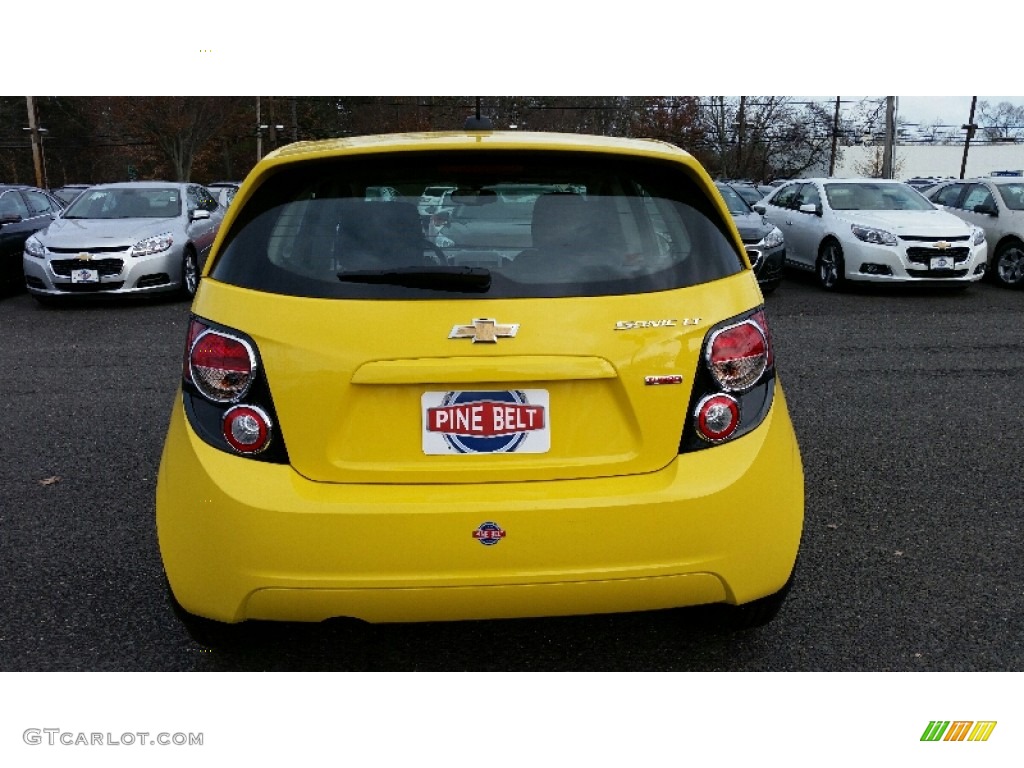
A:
614;319;701;330
449;318;519;343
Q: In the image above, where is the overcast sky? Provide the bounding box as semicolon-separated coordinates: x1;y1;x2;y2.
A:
855;97;1024;127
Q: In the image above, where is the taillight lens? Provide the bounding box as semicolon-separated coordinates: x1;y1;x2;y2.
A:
706;318;768;392
695;394;741;443
222;405;272;454
188;328;256;403
680;307;776;454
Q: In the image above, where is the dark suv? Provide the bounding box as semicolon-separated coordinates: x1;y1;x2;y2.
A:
0;184;64;294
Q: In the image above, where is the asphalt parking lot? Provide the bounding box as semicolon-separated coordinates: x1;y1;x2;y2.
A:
1;274;1022;671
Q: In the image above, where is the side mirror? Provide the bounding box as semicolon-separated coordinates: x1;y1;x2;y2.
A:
973;203;998;216
0;213;23;226
752;203;766;215
798;203;821;216
190;209;211;221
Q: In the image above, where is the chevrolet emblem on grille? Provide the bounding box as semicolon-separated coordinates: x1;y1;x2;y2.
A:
449;318;519;343
934;241;950;250
76;253;93;261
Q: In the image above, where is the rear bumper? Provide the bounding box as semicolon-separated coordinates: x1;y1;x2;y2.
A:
157;383;803;624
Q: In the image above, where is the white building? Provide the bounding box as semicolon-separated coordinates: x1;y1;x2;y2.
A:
830;143;1024;180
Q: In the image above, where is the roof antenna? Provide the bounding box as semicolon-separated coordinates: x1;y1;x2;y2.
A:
464;97;493;130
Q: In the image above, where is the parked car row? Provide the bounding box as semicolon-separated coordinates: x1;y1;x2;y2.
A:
752;178;989;291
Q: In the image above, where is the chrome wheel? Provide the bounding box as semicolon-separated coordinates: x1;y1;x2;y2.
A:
816;241;843;291
182;250;198;298
994;243;1024;287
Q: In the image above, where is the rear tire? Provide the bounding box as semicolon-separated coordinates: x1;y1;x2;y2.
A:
180;248;199;300
992;241;1024;288
166;579;247;648
816;240;845;291
715;562;797;631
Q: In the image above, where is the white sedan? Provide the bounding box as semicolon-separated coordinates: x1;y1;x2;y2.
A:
23;182;224;303
925;177;1024;288
754;178;987;290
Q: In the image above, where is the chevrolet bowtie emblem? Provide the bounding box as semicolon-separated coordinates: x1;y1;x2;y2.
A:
449;318;519;343
76;252;92;261
935;241;951;250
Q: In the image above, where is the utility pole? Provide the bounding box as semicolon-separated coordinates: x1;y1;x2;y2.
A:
268;97;278;149
25;97;45;188
960;96;978;179
256;96;263;162
736;96;746;178
828;96;841;176
881;96;896;179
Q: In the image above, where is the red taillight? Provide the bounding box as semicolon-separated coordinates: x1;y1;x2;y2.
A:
695;394;741;442
222;405;272;454
182;319;207;384
707;319;768;392
188;328;256;402
750;309;774;369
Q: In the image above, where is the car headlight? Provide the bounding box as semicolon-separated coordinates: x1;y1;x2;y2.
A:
24;235;45;258
971;226;986;246
131;232;174;257
851;224;897;246
757;226;784;249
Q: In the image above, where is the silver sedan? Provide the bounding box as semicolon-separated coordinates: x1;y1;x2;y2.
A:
23;181;223;303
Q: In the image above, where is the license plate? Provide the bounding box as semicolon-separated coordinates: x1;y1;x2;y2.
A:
930;255;953;270
422;390;550;454
71;268;99;284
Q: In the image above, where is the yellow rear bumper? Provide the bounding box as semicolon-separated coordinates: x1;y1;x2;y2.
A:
156;384;803;623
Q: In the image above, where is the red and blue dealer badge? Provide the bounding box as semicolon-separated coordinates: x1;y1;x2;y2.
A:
473;521;507;546
422;390;550;454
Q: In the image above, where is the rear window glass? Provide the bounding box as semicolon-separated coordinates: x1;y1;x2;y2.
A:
211;150;744;299
995;182;1024;211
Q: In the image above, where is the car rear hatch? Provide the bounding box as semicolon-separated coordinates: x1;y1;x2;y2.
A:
199;140;759;484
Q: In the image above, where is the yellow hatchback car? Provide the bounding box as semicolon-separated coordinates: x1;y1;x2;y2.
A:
156;130;804;643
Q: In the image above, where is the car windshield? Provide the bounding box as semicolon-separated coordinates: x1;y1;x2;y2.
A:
715;184;753;215
63;187;182;219
53;187;88;204
994;182;1024;211
824;182;934;211
211;150;744;299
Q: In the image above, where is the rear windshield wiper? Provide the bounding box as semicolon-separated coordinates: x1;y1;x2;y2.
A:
337;266;491;293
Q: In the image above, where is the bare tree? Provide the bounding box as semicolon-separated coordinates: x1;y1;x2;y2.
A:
103;97;248;181
978;100;1024;142
695;97;835;181
853;146;905;178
